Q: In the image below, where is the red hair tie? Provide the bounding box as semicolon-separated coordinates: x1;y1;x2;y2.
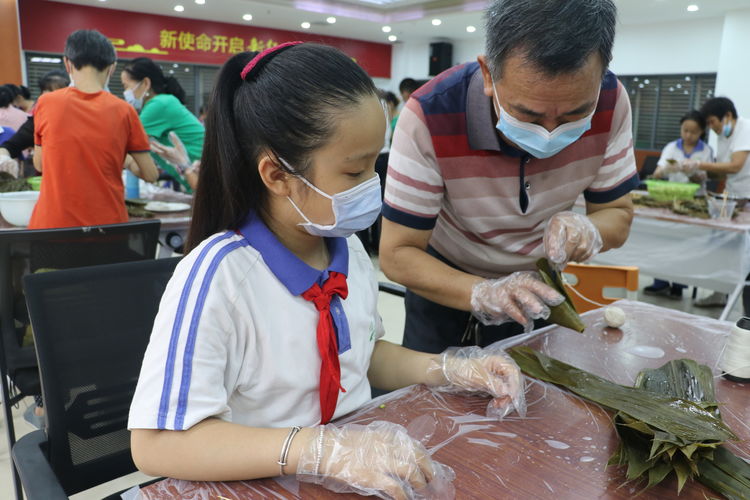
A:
240;41;303;80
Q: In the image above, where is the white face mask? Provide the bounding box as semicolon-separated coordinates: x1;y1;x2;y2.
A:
124;81;144;111
282;159;382;238
491;77;596;158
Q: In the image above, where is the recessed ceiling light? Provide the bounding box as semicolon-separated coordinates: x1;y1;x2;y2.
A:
466;25;476;33
242;13;252;21
98;0;106;2
687;4;699;11
301;21;311;29
431;19;442;26
388;35;397;42
382;26;392;33
327;16;337;24
174;5;184;12
195;0;205;4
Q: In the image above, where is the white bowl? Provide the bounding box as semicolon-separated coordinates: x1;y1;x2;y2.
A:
0;191;40;226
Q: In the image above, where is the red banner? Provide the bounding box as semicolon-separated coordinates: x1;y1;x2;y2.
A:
19;0;391;78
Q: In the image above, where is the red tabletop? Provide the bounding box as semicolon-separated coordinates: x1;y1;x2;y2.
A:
139;301;749;499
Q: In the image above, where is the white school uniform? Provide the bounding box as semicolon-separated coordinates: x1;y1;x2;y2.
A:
717;117;750;198
128;213;383;431
656;138;714;183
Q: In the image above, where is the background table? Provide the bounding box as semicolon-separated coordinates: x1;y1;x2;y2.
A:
138;301;750;499
0;188;192;257
576;194;750;320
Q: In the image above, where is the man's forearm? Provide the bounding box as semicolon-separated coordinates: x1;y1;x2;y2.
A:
699;161;742;175
587;206;633;251
380;243;482;311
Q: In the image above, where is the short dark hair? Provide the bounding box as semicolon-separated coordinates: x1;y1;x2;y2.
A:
381;90;399;108
680;110;706;130
123;57;187;104
17;85;31;100
38;70;70;92
484;0;617;78
398;78;419;95
3;84;20;99
187;44;378;251
700;97;737;121
0;86;13;108
64;30;116;71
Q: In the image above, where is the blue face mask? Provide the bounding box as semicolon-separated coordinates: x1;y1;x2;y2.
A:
491;81;596;159
283;160;382;238
722;120;733;138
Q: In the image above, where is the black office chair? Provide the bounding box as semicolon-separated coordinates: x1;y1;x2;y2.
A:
12;257;180;499
0;220;160;500
638;155;660;188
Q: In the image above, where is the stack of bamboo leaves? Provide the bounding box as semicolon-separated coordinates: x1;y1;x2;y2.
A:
508;346;750;498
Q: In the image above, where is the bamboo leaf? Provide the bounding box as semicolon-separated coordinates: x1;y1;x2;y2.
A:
509;347;750;498
509;346;736;442
536;259;585;332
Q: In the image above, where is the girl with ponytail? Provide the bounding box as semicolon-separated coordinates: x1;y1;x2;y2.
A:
129;43;521;499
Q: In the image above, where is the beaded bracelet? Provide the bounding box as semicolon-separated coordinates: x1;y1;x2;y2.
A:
277;426;301;476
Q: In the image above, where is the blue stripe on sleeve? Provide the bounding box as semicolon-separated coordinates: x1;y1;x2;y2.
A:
174;239;250;430
157;231;235;429
381;203;437;230
584;172;640;204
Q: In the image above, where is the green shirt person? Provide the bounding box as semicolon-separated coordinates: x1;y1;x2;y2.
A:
121;57;204;193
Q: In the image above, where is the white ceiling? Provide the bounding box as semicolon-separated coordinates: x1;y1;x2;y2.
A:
51;0;750;45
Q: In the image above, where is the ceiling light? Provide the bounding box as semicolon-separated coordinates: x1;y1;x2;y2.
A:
431;19;442;26
242;13;252;21
382;26;392;33
195;0;205;4
327;16;337;24
466;25;476;33
388;35;397;42
174;5;184;12
301;21;311;29
687;4;699;11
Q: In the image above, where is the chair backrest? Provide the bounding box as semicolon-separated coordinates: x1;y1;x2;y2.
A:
639;155;660;181
0;220;161;380
562;263;639;313
22;257;180;495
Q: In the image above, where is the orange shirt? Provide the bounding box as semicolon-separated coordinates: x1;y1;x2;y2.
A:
30;87;150;229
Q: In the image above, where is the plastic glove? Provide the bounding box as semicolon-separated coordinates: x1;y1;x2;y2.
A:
470;271;564;332
680;158;701;174
659;159;681;174
0;153;19;178
543;211;603;269
297;421;455;500
150;131;190;171
430;343;526;419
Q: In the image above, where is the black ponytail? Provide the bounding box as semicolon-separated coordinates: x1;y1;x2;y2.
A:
186;43;378;251
123;57;186;104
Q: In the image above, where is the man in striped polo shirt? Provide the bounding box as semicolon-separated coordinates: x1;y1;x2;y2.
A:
380;0;639;353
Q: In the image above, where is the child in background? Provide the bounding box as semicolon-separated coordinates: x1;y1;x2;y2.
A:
652;110;713;184
128;44;525;499
30;30;158;229
644;110;713;299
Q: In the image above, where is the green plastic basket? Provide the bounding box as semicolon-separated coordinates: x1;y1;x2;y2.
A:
27;176;42;191
644;180;699;201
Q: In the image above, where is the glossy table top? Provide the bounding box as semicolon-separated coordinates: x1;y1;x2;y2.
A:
140;301;749;499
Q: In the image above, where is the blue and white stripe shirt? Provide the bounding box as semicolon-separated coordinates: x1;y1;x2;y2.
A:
128;213;383;431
